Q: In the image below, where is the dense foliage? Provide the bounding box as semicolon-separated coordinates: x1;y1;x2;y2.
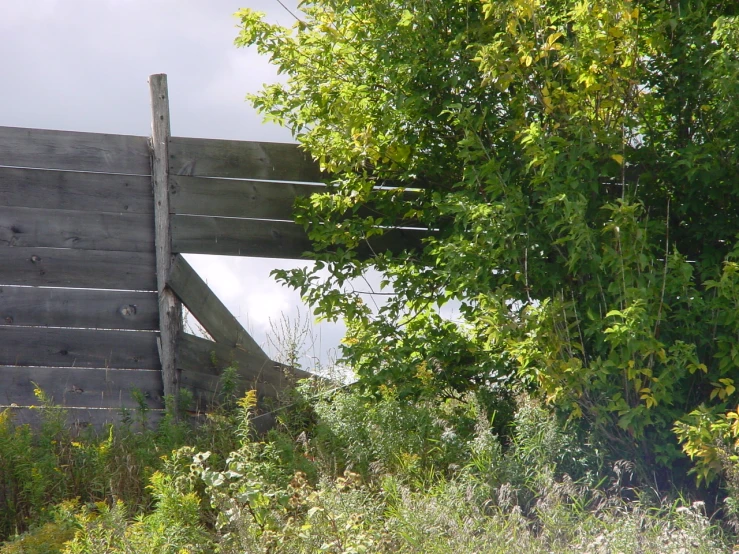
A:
236;0;739;477
1;386;733;553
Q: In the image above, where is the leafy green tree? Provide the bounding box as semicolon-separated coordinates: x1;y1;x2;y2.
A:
236;0;739;474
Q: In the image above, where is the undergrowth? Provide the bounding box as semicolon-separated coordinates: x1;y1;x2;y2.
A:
0;379;736;553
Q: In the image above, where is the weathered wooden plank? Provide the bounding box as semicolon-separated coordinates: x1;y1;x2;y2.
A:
169;137;323;182
0;327;160;370
0;166;153;213
172;215;430;258
0;406;165;432
0;126;150;175
150;73;182;408
0;366;163;409
0;247;157;290
170;175;320;219
0;287;158;330
0;206;154;252
168;254;268;357
176;332;312;389
179;368;278;409
170;175;420;222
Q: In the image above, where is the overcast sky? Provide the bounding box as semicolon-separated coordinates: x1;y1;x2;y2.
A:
1;0;344;370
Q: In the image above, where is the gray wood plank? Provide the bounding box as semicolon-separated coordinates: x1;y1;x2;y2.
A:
170;175;321;219
0;287;158;330
169;137;323;182
0;406;165;432
0;126;150;175
0;326;160;369
176;332;312;388
172;215;430;258
0;247;157;290
0;167;153;213
0;366;163;409
168;254;268;357
0;206;154;252
170;175;421;222
179;369;279;408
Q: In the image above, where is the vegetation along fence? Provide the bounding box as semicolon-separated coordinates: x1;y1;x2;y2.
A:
0;74;425;428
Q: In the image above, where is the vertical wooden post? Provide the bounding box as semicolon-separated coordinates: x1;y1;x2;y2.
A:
149;74;182;416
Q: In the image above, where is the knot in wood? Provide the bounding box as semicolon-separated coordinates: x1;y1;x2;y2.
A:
119;304;138;318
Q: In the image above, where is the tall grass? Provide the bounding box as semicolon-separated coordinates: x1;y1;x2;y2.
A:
1;379;734;553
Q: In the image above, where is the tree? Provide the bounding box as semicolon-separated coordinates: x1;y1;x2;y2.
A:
236;0;739;476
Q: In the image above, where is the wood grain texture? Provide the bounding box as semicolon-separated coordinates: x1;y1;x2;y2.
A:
169;137;323;182
0;166;153;213
172;215;430;258
170;175;421;223
0;287;158;330
168;254;267;357
179;369;278;409
150;74;182;404
0;247;157;290
0;366;163;409
0;406;165;432
0;326;160;370
0;206;154;252
172;215;312;257
176;332;312;388
170;175;320;219
0;126;150;175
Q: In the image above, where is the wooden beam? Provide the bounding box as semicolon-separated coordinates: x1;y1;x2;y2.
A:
0;286;159;330
0;166;153;213
0;205;154;252
150;74;182;409
169;136;323;182
168;254;268;357
0;326;160;369
172;215;431;258
170;175;421;223
0;126;150;175
170;175;322;220
0;366;163;409
0;247;157;291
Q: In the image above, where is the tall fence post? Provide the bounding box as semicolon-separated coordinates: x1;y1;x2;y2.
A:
149;73;182;415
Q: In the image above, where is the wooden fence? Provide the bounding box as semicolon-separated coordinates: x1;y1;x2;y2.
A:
0;74;425;428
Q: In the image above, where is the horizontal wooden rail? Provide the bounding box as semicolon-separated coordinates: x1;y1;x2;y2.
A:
0;366;163;409
0;247;157;290
0;206;154;252
0;326;160;369
0;126;150;175
170;175;422;224
0;167;153;214
169;136;322;181
0;287;159;330
172;216;431;258
170;175;322;220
